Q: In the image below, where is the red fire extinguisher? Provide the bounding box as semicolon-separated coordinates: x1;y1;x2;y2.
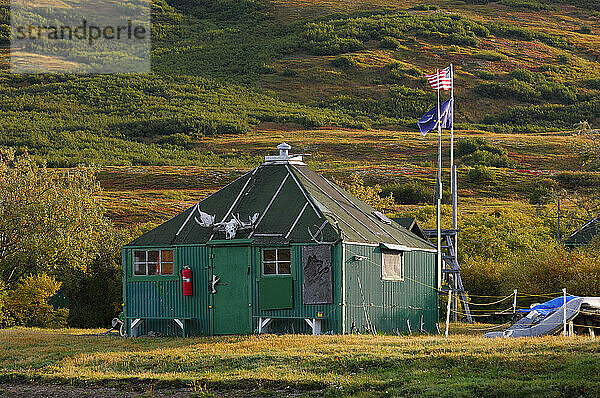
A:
182;266;193;296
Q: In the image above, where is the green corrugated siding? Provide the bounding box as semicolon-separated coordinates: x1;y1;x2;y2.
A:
124;243;344;336
252;243;343;334
123;245;211;336
123;242;436;336
343;243;438;334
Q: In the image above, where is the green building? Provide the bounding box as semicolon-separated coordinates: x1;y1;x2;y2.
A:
122;144;439;336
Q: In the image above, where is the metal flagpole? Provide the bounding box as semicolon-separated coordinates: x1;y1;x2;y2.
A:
436;69;442;290
450;64;454;183
450;64;457;250
450;65;458;317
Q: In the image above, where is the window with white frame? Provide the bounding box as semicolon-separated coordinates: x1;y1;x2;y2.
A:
381;250;404;281
262;248;291;275
133;250;174;276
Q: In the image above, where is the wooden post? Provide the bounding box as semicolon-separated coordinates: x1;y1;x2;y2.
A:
568;321;574;337
587;319;596;338
513;289;518;315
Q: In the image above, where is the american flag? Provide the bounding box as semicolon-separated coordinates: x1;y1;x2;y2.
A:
425;66;452;90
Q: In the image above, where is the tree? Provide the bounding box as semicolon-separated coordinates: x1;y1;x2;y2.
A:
2;273;67;328
334;174;395;212
0;148;109;286
60;226;135;327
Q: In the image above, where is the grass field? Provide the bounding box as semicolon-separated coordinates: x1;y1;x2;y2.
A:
0;326;599;397
93;128;597;227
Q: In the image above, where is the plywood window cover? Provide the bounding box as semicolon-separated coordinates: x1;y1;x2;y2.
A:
133;249;174;276
382;250;404;281
302;245;333;304
262;248;291;275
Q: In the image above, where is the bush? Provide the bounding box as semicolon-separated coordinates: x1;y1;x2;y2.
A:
2;274;68;328
473;50;507;61
456;137;503;157
463;149;518;168
0;24;9;45
300;11;488;56
474;70;495;80
459;208;600;301
381;181;452;205
554;172;600;189
456;137;516;168
62;250;123;328
158;133;193;148
507;246;600;297
523;178;558;204
381;182;433;204
483;99;600;130
380;36;402;50
475;71;578;104
259;64;277;74
467;165;496;184
0;73;366;166
475;79;537;101
330;55;357;68
0;283;8;326
487;22;571;49
312;85;435;121
509;68;539;83
303;37;365;55
383;63;422;83
585;78;600;90
59;223;136;328
335;174;395;211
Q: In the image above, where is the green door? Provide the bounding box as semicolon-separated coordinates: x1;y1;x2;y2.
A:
211;245;251;335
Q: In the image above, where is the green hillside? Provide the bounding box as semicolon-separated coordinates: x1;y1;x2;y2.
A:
0;0;599;166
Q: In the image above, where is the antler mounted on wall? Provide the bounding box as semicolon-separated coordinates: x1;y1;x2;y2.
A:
194;210;215;228
192;207;259;240
307;220;338;245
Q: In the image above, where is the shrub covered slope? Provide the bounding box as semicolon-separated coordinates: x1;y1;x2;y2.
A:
0;0;599;165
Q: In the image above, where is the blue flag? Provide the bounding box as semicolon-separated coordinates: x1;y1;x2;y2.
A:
417;98;453;136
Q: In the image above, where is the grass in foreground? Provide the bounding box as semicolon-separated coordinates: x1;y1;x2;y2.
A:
0;326;599;397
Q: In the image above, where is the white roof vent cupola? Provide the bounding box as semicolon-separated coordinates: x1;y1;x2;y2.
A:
263;142;305;165
278;142;291;157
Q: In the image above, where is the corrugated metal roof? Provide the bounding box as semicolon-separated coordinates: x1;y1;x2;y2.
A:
290;165;434;250
126;162;434;250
